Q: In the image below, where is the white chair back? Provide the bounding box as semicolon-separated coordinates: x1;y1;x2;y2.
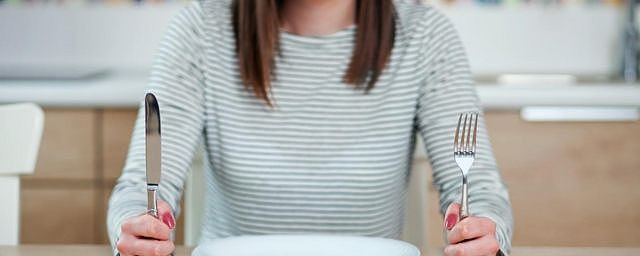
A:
0;103;44;245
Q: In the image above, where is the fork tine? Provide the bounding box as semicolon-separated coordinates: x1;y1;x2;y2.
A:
461;113;468;152
454;113;463;152
472;112;478;153
465;112;473;153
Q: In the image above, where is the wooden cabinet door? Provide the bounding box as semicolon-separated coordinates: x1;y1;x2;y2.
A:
25;109;96;181
486;112;640;246
424;112;640;248
21;109;97;244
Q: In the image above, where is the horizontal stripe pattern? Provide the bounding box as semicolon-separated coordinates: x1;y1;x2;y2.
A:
108;0;513;254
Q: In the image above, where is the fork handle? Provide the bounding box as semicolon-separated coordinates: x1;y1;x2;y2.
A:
460;180;469;220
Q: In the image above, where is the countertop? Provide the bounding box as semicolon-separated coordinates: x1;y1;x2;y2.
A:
1;71;640;109
1;245;639;256
0;71;146;108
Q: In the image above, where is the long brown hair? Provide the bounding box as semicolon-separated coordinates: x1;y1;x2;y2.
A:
233;0;396;105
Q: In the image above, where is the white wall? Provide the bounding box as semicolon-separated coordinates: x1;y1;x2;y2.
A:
0;4;184;70
440;5;624;76
0;4;630;75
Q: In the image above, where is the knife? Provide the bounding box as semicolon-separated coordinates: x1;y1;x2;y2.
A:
145;93;161;218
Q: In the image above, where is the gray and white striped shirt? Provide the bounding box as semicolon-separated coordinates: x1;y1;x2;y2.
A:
108;0;513;253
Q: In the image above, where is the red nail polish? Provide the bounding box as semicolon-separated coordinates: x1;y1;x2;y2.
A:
162;212;176;229
445;214;457;230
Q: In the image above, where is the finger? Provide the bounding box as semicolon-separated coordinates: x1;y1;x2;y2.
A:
118;247;133;256
444;203;461;231
157;200;176;229
447;216;496;244
116;233;136;255
444;235;500;256
122;214;171;240
132;239;174;256
116;234;135;256
117;233;175;256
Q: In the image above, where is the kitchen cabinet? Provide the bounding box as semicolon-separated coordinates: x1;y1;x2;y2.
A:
424;112;640;249
20;109;98;244
20;109;185;245
22;110;96;181
102;110;138;182
21;187;97;243
486;112;640;247
97;109;139;244
20;110;640;247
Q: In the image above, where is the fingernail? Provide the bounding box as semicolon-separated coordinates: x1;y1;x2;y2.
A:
162;212;176;229
445;213;457;230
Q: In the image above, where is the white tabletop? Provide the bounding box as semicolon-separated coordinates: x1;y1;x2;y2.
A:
1;245;640;256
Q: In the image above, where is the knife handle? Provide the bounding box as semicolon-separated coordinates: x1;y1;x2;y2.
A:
147;185;158;218
146;186;174;256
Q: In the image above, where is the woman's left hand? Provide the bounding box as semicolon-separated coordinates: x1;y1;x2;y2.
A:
443;203;501;256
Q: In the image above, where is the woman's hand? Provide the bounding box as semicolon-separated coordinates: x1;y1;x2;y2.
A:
116;200;176;256
443;203;500;256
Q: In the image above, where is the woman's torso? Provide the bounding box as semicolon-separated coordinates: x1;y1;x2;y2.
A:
185;0;438;241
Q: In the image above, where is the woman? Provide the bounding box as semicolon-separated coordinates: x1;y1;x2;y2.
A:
108;0;513;255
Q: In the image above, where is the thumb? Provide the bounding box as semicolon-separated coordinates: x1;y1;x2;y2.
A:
157;200;176;229
443;203;461;231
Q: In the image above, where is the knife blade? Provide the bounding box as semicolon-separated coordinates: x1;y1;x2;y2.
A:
145;93;161;218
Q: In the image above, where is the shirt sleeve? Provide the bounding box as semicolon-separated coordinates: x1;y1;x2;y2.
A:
106;1;206;254
414;8;514;253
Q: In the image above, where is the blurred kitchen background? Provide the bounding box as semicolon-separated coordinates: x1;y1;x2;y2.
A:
0;0;639;251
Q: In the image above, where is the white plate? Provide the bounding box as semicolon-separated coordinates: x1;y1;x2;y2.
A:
192;235;421;256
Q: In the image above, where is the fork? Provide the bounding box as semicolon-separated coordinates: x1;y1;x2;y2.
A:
453;112;479;220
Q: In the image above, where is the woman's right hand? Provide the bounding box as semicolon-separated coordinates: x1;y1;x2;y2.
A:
116;200;176;256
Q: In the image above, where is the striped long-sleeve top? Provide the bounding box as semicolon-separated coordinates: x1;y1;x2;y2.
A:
107;0;513;253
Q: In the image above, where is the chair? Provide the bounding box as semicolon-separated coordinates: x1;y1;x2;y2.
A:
0;103;44;245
